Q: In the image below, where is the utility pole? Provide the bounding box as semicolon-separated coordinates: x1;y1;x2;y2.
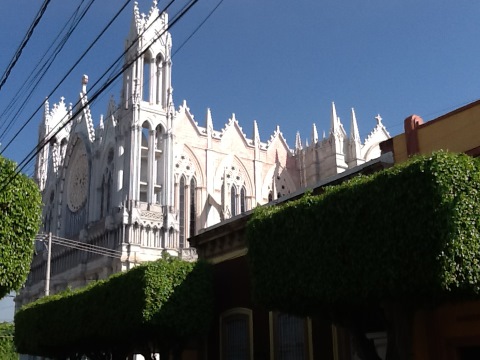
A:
45;232;52;296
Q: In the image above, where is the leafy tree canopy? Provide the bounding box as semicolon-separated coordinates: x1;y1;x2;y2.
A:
0;156;42;299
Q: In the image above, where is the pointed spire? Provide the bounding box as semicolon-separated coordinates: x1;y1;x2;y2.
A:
311;123;319;144
295;131;302;151
350;108;360;142
330;102;338;134
44;98;49;120
99;115;104;129
305;137;309;147
253;120;260;145
206;108;213;132
81;75;88;95
322;130;326;139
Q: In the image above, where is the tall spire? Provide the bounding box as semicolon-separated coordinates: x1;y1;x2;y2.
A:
206;108;213;149
350;108;360;142
295;131;302;151
253;120;260;145
330;102;338;135
205;108;213;133
311;123;319;144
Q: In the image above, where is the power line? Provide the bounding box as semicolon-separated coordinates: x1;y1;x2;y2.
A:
0;0;176;159
0;0;96;143
0;0;52;92
173;0;225;57
0;0;129;155
0;0;199;196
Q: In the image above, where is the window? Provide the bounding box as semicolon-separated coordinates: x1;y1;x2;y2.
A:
179;176;186;248
231;185;237;216
140;122;150;202
270;312;312;360
220;308;253;360
189;177;196;237
240;186;246;213
143;55;152;102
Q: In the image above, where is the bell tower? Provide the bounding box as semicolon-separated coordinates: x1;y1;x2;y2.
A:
122;0;173;112
119;0;175;210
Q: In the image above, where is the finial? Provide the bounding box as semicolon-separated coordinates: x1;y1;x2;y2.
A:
99;115;104;129
351;108;360;142
311;123;318;144
82;75;88;94
253;120;260;144
375;114;382;125
206;108;213;132
295;131;302;151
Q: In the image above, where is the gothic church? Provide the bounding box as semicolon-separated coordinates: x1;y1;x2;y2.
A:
19;1;389;304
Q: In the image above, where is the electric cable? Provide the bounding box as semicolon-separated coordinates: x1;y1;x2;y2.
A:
0;0;198;195
0;0;96;142
0;0;52;92
0;0;130;155
173;0;225;57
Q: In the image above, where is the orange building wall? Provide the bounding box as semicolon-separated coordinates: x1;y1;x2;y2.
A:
391;100;480;163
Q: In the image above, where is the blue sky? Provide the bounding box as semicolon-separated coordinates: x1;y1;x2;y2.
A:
1;0;480;173
0;0;480;319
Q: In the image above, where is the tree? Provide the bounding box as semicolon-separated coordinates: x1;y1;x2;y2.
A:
0;156;42;299
0;322;18;360
247;152;480;360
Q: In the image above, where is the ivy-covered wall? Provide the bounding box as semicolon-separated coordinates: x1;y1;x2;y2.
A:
15;257;213;358
247;152;480;315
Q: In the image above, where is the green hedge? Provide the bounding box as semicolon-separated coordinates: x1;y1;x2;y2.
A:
15;257;213;358
247;152;480;315
0;322;17;360
0;156;42;299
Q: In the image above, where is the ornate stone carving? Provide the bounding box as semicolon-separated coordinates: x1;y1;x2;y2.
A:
67;146;88;212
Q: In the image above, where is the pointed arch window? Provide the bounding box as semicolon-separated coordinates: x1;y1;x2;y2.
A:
179;175;186;249
178;175;197;248
154;125;164;204
142;54;153;102
231;185;237;217
140;122;150;202
240;186;246;214
189;177;196;238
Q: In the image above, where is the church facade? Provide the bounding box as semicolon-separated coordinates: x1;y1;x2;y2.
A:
17;1;389;305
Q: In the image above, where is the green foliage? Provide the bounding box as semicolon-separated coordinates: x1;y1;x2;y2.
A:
0;322;17;360
14;257;213;358
0;157;42;299
247;152;480;315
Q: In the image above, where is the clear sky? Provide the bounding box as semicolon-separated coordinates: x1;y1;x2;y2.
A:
0;0;480;319
1;0;480;173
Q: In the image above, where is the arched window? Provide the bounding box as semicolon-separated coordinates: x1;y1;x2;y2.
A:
140;122;150;202
179;176;186;248
240;186;246;213
106;172;112;214
142;55;152;102
100;174;105;218
189;177;196;238
231;185;237;217
155;54;164;106
154;125;164;204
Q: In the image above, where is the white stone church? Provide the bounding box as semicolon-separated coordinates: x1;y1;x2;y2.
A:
17;1;389;305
